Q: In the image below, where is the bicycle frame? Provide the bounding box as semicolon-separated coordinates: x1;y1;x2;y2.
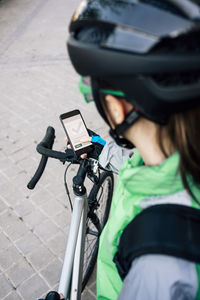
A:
27;127;109;300
58;192;88;300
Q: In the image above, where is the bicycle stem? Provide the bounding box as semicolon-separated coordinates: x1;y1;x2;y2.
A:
73;160;88;196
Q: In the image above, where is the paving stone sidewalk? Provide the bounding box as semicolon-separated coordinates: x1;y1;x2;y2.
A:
0;0;109;299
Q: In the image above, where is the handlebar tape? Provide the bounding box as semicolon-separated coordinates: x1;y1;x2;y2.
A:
27;126;79;190
27;155;48;189
27;126;55;190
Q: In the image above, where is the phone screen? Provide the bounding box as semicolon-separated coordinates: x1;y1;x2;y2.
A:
62;113;92;151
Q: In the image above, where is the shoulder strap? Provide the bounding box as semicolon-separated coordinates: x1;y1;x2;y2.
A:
113;204;200;280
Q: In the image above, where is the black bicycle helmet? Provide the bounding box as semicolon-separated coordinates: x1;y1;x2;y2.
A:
67;0;200;144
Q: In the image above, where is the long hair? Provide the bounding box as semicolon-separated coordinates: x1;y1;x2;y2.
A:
158;106;200;204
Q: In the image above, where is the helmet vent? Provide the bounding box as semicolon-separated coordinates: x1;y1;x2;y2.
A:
151;31;200;54
76;25;113;44
140;0;186;17
152;71;200;87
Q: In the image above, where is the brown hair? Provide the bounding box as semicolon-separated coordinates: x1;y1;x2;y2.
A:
158;106;200;204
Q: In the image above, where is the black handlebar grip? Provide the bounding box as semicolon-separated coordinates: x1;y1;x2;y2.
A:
36;126;68;160
27;126;79;190
40;126;55;149
27;156;48;189
27;126;55;190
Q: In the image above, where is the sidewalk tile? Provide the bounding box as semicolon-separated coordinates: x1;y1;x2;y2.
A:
5;258;35;287
1;214;29;242
17;274;49;300
40;258;62;286
0;274;13;299
45;231;68;255
3;291;22;300
27;244;55;270
0;232;12;251
0;245;22;271
40;198;64;217
0;198;7;214
14;200;35;217
15;231;41;256
34;219;60;241
23;209;47;229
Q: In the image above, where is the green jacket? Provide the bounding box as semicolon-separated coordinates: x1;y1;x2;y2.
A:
97;151;200;300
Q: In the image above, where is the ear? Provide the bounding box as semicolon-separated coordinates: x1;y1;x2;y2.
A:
105;95;125;125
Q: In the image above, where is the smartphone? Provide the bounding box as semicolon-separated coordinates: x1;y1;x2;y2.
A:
60;110;93;157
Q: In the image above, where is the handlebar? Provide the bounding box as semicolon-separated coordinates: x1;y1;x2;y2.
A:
27;126;77;190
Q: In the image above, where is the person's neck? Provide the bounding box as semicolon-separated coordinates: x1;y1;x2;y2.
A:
124;119;174;166
137;141;167;166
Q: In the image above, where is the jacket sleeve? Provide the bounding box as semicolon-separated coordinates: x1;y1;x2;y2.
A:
117;254;198;300
98;140;134;174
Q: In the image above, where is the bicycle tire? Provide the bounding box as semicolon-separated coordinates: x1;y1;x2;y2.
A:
82;170;114;290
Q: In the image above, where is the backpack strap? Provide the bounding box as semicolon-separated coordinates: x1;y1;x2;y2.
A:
113;204;200;280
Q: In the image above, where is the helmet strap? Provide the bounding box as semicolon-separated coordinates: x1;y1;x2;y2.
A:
109;108;140;149
115;108;140;136
109;129;134;149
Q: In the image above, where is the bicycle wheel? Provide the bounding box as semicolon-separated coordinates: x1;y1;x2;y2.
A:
82;170;114;290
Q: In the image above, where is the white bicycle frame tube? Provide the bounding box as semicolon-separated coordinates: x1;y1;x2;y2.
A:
58;192;87;299
70;194;88;300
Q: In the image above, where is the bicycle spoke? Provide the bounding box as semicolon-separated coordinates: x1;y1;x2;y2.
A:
82;172;113;291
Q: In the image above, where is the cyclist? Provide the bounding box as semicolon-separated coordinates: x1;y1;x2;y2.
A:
67;0;200;299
